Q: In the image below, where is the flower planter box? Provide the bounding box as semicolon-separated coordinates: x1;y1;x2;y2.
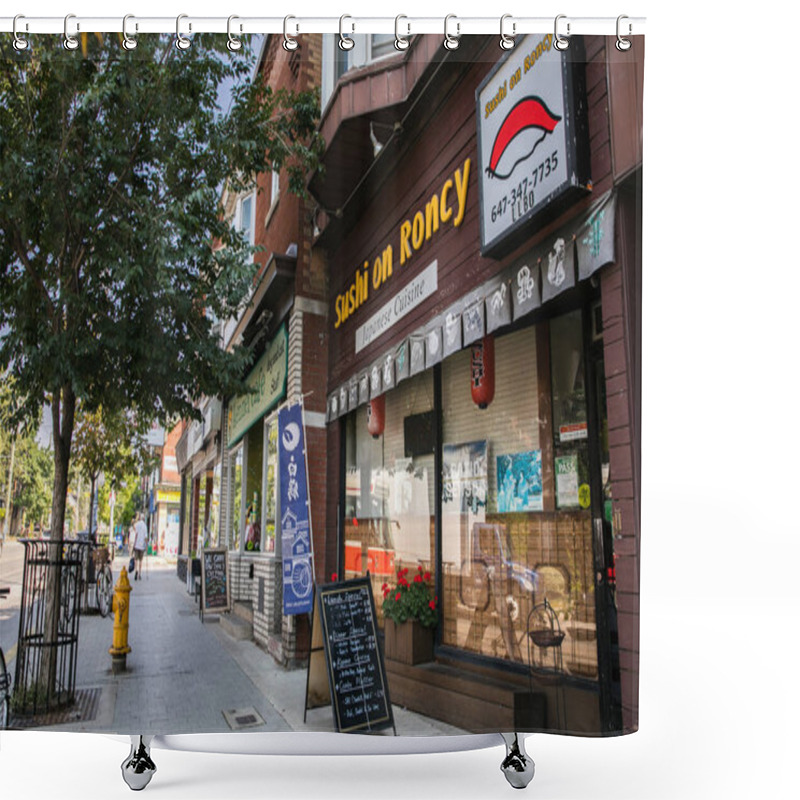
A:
383;618;434;665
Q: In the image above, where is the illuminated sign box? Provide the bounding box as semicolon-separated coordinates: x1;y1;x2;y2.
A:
476;34;591;258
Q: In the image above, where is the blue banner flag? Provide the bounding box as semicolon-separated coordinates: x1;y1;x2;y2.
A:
278;402;314;615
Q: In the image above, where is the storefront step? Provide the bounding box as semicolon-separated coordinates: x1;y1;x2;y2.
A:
219;611;254;641
231;600;254;624
384;659;546;732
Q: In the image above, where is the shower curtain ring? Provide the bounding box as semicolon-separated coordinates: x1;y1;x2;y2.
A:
175;14;191;51
339;15;355;50
227;15;242;51
64;14;80;51
122;15;138;51
616;15;632;51
283;16;298;51
443;14;460;51
554;14;570;51
394;15;410;50
499;14;516;50
13;14;29;51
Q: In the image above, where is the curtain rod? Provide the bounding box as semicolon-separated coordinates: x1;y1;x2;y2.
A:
1;15;646;37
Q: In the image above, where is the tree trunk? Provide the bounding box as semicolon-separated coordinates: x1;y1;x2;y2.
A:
40;386;77;698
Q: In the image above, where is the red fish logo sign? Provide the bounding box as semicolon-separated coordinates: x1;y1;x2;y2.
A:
486;96;561;180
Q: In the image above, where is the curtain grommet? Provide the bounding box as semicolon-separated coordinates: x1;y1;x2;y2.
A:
64;13;80;51
283;15;298;51
554;14;570;51
499;14;516;51
616;15;632;51
443;14;460;51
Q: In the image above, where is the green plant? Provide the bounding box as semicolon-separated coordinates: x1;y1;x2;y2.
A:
381;566;437;628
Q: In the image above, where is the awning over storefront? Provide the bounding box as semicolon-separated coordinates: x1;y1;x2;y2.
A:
326;191;617;423
227;323;288;447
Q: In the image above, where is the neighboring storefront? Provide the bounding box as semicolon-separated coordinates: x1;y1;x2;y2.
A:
315;34;642;734
180;33;328;668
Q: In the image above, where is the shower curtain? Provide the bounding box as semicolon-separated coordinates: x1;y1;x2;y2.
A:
0;25;642;741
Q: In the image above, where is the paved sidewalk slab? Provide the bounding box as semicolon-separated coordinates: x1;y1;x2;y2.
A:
24;555;466;737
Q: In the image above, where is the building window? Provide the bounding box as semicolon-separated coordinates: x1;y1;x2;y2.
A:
227;445;244;552
261;416;279;554
321;34;399;110
439;320;598;678
343;371;436;623
237;192;255;246
265;168;280;226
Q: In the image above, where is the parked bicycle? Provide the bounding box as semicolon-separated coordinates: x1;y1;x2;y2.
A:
93;542;114;618
0;586;11;729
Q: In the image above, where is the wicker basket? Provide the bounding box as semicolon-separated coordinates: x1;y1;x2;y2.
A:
92;548;110;567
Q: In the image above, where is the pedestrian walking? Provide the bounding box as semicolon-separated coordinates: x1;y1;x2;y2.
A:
129;514;148;581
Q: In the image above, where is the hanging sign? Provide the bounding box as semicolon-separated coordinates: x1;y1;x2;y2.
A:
227;324;288;447
279;402;314;615
477;34;589;257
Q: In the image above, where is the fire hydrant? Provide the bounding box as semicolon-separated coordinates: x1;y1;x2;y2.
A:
109;567;132;674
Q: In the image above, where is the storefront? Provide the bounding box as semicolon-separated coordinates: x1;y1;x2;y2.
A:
221;322;303;663
317;34;641;734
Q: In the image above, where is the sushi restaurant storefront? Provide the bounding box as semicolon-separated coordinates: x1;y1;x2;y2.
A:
223;323;303;664
321;35;641;735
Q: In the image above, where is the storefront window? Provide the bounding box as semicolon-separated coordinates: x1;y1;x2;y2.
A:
550;310;590;511
196;476;207;547
344;372;436;623
262;417;279;554
181;475;192;555
440;322;598;679
243;424;263;552
229;446;243;552
208;462;222;548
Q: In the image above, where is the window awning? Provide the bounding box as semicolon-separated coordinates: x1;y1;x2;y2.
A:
326;191;617;423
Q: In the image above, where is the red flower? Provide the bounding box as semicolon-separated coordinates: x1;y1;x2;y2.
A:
429;600;436;610
414;574;422;583
381;583;388;591
395;592;401;601
424;572;431;582
418;565;423;572
331;573;338;581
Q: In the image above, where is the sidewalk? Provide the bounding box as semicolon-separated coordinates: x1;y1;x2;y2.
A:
32;554;465;737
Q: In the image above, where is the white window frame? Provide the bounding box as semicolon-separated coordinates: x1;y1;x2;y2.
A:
236;191;256;247
265;167;280;228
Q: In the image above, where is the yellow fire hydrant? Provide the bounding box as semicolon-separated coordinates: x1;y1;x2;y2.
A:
109;567;132;674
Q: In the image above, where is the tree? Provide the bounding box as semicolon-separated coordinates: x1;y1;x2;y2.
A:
70;405;150;539
0;35;324;546
0;34;323;699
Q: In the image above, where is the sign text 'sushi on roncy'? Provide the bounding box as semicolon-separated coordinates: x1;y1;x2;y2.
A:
477;34;572;254
333;158;471;331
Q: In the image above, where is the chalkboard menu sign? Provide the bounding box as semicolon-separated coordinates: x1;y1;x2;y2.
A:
200;548;230;618
318;577;394;734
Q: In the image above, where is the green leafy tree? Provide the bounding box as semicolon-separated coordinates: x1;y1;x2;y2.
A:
0;35;323;545
13;435;55;532
71;405;150;537
0;34;323;696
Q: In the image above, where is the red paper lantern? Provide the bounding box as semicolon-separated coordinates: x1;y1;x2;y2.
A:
367;394;386;438
471;335;495;409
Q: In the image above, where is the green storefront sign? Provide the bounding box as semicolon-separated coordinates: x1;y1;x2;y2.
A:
227;324;288;447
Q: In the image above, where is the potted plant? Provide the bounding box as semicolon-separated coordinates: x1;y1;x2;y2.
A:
381;566;437;665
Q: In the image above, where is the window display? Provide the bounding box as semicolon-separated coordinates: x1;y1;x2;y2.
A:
344;372;435;621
